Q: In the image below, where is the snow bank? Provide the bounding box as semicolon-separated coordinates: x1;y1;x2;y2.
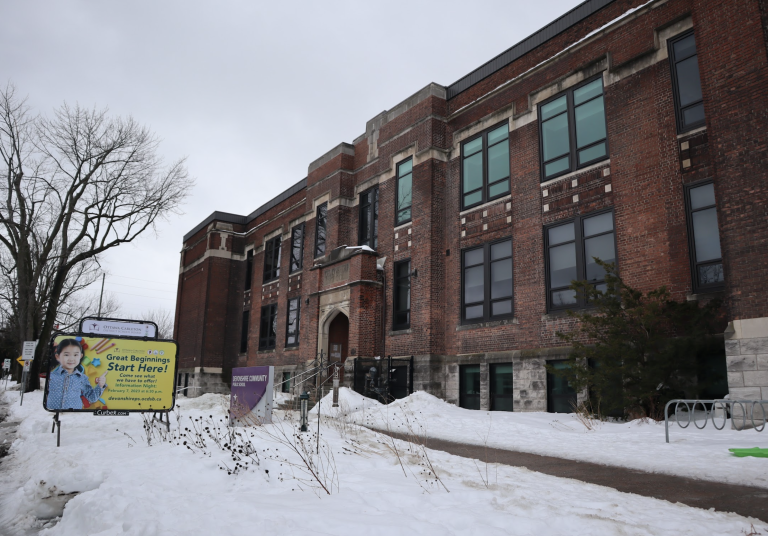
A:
309;387;382;416
348;390;768;489
0;387;765;535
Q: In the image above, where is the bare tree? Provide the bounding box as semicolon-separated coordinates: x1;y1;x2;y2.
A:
0;83;192;390
56;290;123;331
141;307;174;339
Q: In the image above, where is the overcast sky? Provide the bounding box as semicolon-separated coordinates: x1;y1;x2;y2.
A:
2;0;583;322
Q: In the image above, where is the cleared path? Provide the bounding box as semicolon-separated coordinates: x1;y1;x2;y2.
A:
376;429;768;523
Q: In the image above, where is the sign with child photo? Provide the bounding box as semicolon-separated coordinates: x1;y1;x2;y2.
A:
44;335;178;413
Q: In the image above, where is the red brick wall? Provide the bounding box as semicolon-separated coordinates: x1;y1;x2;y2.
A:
175;0;768;389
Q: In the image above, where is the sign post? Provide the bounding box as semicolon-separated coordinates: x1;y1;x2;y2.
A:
19;340;36;406
2;359;9;389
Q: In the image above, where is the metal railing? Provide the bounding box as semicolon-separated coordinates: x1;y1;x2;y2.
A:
664;399;768;443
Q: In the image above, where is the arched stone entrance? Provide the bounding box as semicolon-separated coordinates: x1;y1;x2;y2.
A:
317;306;350;364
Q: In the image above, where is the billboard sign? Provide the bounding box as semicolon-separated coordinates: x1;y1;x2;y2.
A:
44;334;178;413
230;366;274;425
79;318;158;339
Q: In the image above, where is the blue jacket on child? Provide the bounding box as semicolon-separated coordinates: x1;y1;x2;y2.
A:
47;366;105;410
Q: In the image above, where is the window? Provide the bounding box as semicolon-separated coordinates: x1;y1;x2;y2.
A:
490;363;514;412
685;181;724;291
281;371;291;393
258;303;278;350
461;123;510;209
285;297;300;347
359;186;379;249
539;77;608;182
244;249;254;290
393;260;411;330
545;210;616;311
669;30;705;133
262;236;281;283
289;223;304;273
395;158;413;225
459;364;480;410
315;202;327;258
240;310;250;354
547;360;576;413
462;238;513;323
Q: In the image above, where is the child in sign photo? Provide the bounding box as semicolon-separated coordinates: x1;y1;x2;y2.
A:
47;338;108;410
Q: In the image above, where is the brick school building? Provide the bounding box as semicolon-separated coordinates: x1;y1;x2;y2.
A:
174;0;768;412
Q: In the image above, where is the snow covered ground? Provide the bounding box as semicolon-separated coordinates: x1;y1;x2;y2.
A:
0;386;766;535
324;389;768;489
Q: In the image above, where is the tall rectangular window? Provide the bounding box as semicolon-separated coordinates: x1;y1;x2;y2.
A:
290;223;304;273
669;30;705;133
490;363;514;412
262;235;281;284
315;202;327;258
258;303;278;350
285;297;301;347
547;360;576;413
393;259;411;330
359;186;379;249
395;158;413;225
281;371;291;393
539;77;608;182
462;238;513;323
244;249;254;290
685;181;724;291
459;364;481;410
461;123;510;209
545;210;616;311
240;310;250;353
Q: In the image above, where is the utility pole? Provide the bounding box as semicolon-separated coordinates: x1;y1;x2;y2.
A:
97;274;105;317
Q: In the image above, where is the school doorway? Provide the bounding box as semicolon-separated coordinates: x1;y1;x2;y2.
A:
327;313;349;379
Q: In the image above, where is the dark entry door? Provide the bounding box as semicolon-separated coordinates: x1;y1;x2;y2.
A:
547;360;576;413
490;363;514;411
328;314;349;379
459;364;480;410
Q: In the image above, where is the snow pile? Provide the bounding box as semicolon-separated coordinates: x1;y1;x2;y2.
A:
0;387;765;535
347;391;768;489
309;387;382;417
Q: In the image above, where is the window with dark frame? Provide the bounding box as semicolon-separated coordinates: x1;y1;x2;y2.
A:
685;181;724;291
289;223;304;273
244;249;254;290
258;303;278;350
359;186;379;250
393;259;411;330
461;238;513;323
281;371;291;393
240;310;250;354
395;159;413;225
669;30;706;133
539;76;608;182
461;123;510;210
315;202;327;258
545;210;616;311
285;297;301;347
262;236;281;283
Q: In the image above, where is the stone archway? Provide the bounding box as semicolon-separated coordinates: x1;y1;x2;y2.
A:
317;305;350;361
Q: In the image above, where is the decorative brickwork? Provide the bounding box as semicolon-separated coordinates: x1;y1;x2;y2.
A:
175;0;768;409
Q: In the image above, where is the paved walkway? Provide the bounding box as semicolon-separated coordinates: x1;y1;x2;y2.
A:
375;429;768;523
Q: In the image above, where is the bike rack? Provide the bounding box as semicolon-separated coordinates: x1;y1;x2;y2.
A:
664;398;768;443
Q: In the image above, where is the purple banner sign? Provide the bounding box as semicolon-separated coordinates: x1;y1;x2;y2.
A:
230;366;274;425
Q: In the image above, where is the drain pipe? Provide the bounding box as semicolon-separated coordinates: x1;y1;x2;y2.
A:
378;257;387;357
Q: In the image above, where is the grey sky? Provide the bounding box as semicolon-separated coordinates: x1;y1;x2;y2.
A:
2;0;582;320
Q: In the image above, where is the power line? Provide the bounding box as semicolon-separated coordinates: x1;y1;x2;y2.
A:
106;281;175;293
108;273;174;285
108;290;176;301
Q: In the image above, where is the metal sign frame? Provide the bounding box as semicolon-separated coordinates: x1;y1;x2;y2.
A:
78;316;160;340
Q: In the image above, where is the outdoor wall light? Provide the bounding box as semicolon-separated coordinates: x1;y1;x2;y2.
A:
410;269;418;278
299;391;309;432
